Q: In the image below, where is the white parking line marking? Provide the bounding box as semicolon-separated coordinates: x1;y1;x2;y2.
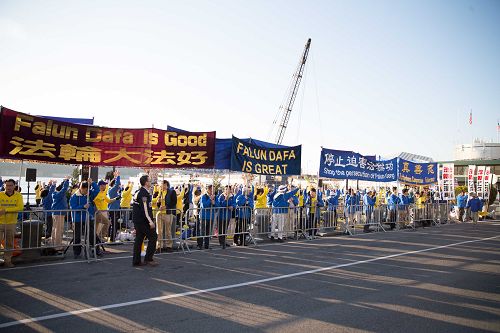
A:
0;234;498;329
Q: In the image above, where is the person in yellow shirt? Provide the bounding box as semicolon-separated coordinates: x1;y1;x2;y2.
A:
93;180;119;242
253;186;269;235
35;181;42;206
120;181;134;228
175;185;185;225
0;179;24;267
152;183;161;215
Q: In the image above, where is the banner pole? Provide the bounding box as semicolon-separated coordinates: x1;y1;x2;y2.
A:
18;160;23;189
85;166;92;262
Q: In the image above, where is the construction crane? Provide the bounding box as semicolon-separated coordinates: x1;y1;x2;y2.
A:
275;38;311;145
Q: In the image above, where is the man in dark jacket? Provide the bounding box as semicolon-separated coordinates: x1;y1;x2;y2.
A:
132;175;158;267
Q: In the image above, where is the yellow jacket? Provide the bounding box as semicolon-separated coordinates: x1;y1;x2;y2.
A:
375;191;386;207
176;188;185;214
94;190;112;211
0;191;24;225
156;190;167;214
416;197;426;209
152;185;161;208
35;185;42;201
120;185;133;208
255;187;269;209
296;191;304;207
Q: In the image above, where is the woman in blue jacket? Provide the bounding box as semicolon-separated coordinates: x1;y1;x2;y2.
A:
216;185;235;249
325;189;340;228
69;181;90;258
235;185;254;246
50;177;70;249
344;189;360;231
271;185;299;241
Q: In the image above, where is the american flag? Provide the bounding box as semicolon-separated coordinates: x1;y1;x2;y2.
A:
469;111;472;125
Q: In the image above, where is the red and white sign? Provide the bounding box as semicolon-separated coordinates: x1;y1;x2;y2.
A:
476;166;486;199
467;165;476;193
484;167;491;200
439;163;455;200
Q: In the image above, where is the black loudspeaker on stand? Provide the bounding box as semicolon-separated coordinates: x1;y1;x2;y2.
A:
25;168;37;207
80;165;99;182
25;168;37;182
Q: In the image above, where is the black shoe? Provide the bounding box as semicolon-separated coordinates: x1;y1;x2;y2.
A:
270;236;275;241
204;246;210;250
225;243;231;248
278;238;284;243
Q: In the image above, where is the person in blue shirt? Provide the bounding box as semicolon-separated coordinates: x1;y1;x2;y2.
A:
344;189;360;230
50;177;70;250
326;188;341;228
198;184;217;250
235;185;254;246
271;185;299;242
456;190;468;222
41;181;56;238
387;187;401;230
69;181;90;259
399;188;411;227
466;192;483;225
216;185;235;249
107;172;121;242
363;190;376;232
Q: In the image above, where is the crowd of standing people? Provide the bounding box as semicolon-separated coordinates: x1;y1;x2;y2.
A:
0;173;489;268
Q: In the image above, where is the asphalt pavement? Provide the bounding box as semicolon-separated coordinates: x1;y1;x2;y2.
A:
0;222;499;333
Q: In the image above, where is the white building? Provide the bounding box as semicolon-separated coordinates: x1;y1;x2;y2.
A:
455;139;500;161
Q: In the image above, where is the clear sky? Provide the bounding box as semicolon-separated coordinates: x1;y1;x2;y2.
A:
1;0;499;173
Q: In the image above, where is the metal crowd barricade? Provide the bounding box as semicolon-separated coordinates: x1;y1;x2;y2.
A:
319;206;342;235
339;204;386;235
90;207;190;259
253;207;272;241
0;208;92;265
180;206;255;248
1;199;465;267
342;204;362;235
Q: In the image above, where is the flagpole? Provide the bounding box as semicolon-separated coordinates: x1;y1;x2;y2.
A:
497;118;499;143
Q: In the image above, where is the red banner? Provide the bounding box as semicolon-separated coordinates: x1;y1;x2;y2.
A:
0;107;216;168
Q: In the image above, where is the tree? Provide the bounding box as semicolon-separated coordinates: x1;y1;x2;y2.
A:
211;172;225;194
71;167;80;185
454;185;468;197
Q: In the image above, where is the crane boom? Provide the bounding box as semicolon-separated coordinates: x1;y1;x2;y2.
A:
275;38;311;145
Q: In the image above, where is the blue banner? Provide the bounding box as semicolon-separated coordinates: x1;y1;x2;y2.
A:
319;148;397;182
230;136;301;175
38;115;94;125
398;158;437;185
